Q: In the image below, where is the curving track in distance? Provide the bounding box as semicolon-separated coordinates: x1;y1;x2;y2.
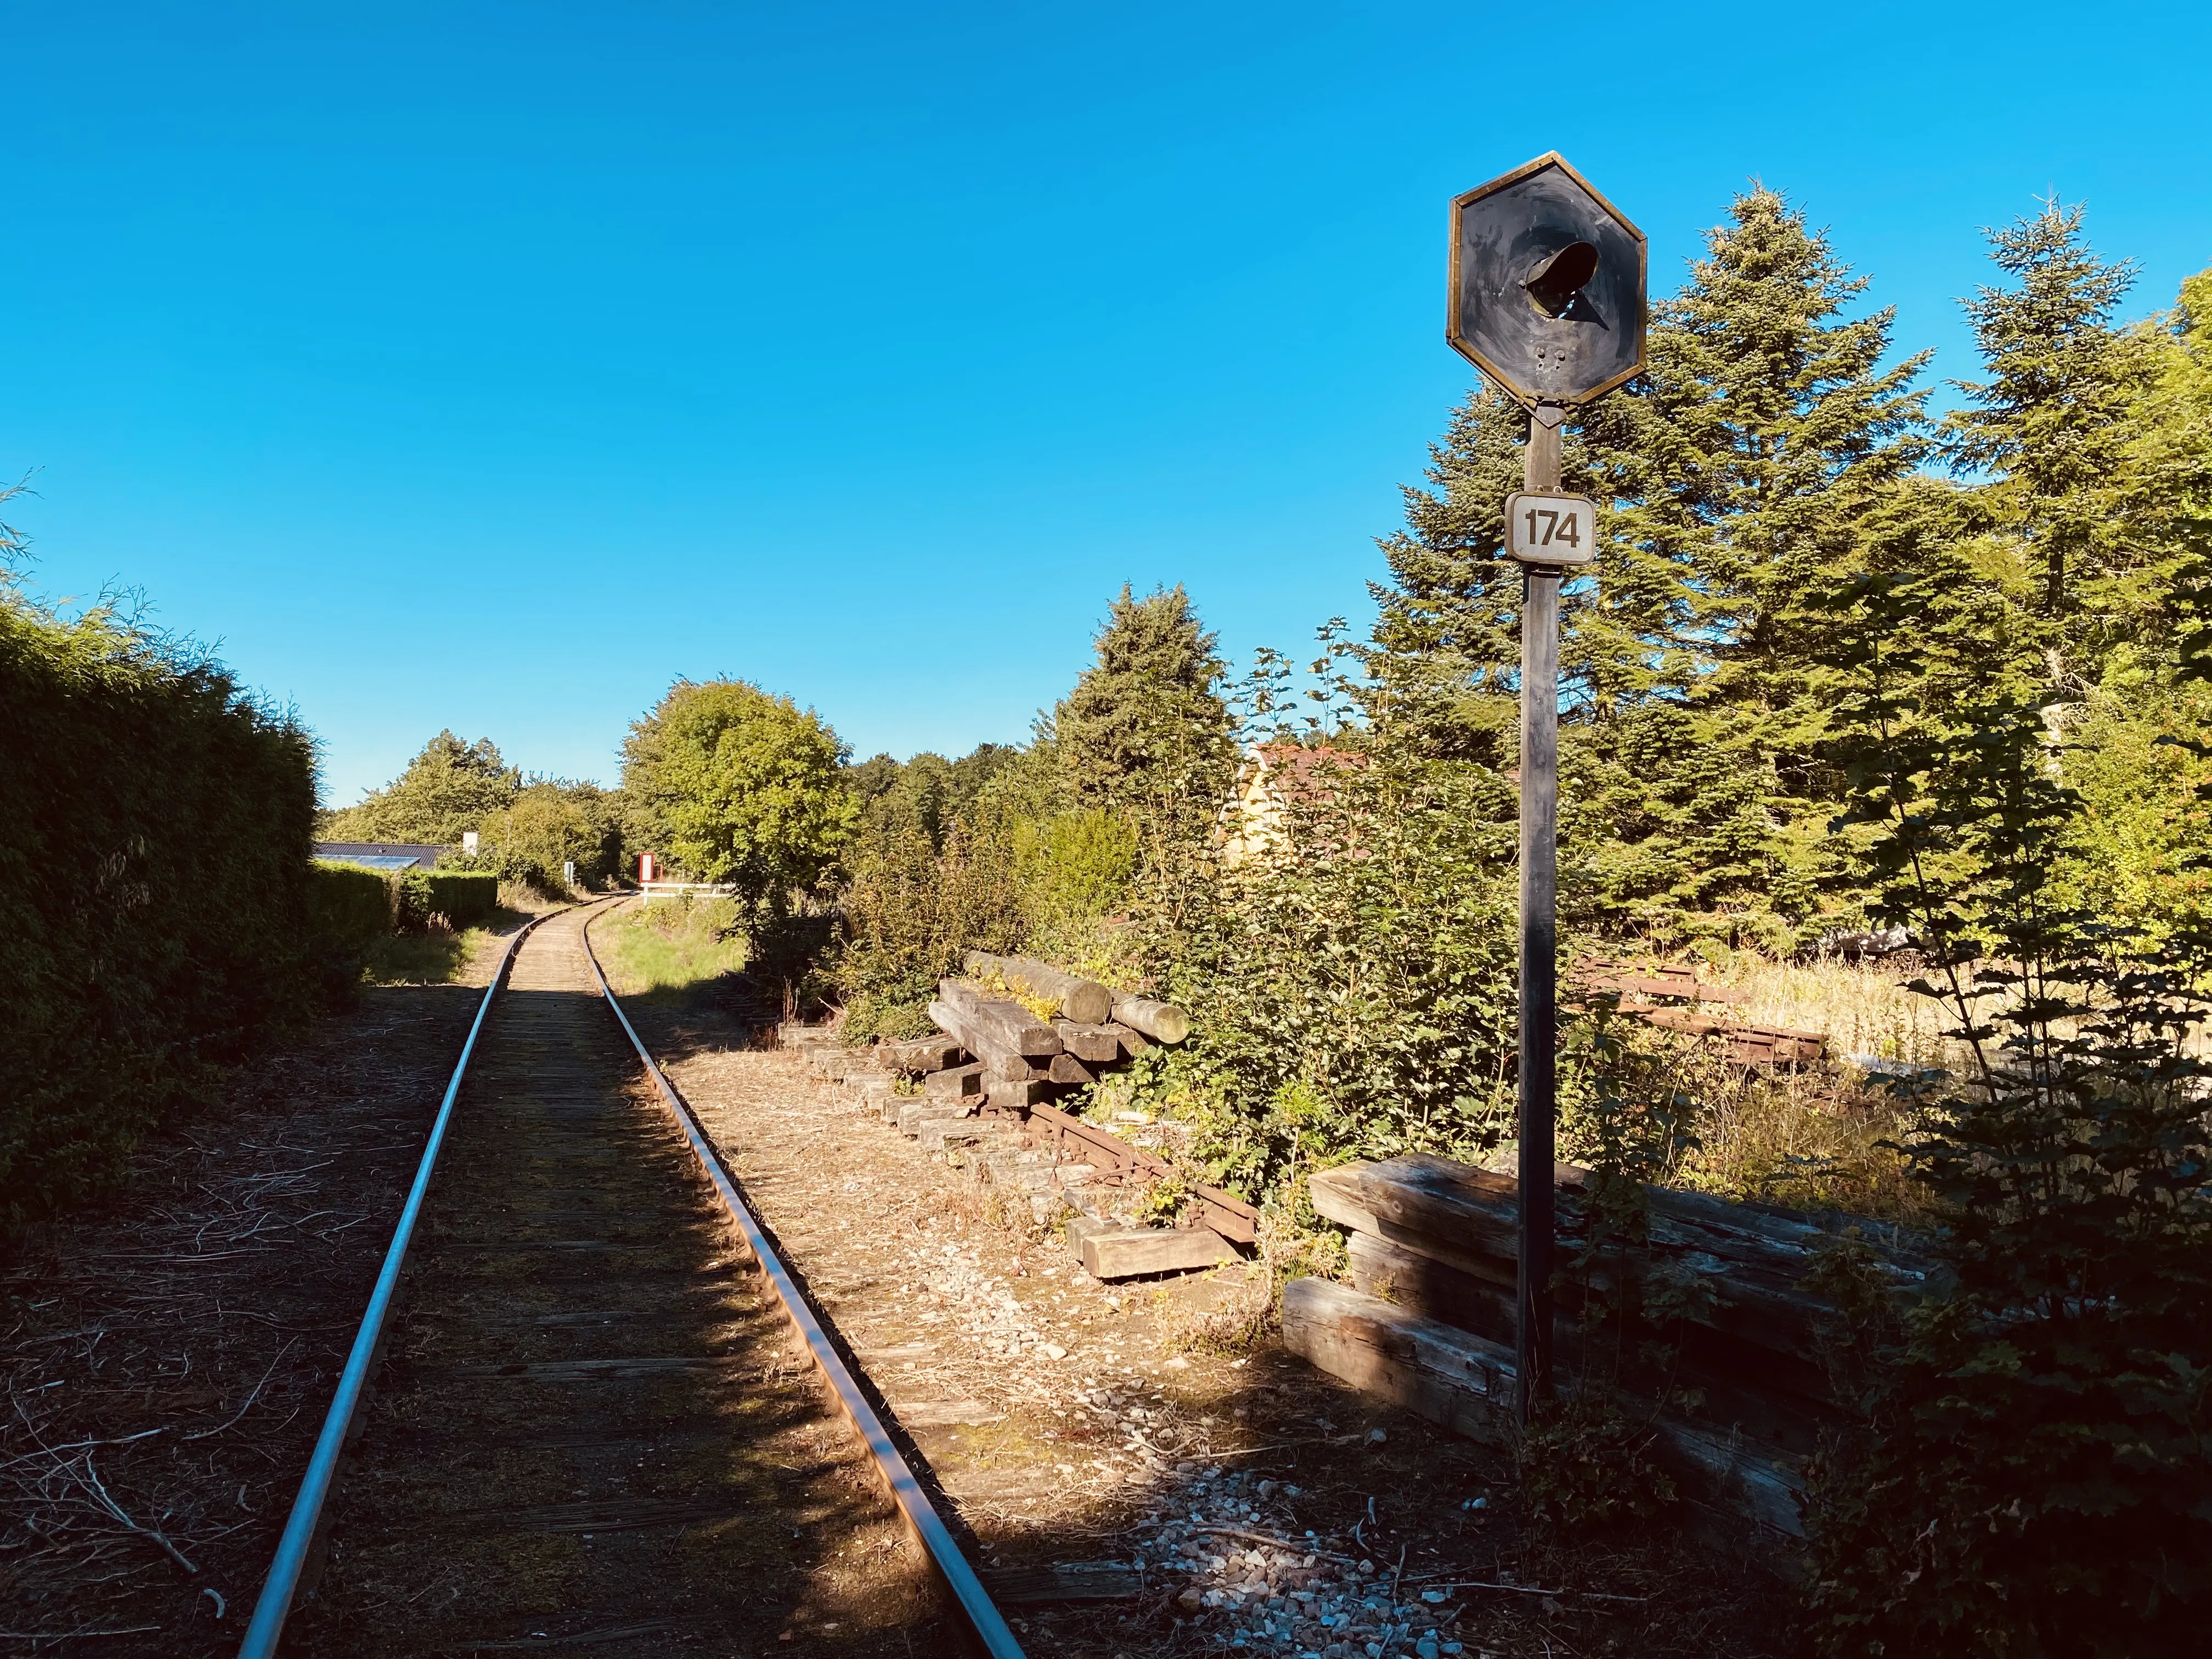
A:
239;900;1023;1658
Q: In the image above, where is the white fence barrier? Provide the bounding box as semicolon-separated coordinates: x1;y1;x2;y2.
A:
637;882;739;906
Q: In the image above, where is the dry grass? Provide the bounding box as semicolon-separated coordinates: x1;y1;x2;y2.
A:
1561;957;1972;1223
1626;957;1968;1222
1677;1069;1936;1222
360;906;543;987
1718;956;1968;1071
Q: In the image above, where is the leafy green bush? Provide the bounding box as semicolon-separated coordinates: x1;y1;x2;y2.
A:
621;678;856;910
1012;808;1137;941
1118;744;1519;1206
1799;567;2212;1657
469;780;624;892
308;860;395;952
321;730;518;843
1;590;325;1228
396;868;499;929
837;786;1024;1040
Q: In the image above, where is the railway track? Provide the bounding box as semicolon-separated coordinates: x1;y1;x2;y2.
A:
239;902;1022;1658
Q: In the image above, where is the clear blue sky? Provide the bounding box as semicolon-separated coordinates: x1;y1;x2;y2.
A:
8;1;2209;806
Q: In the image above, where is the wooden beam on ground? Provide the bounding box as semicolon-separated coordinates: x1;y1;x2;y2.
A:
1281;1279;1809;1543
1067;1215;1235;1280
877;1035;963;1075
937;980;1063;1057
926;997;1055;1082
922;1062;984;1101
1051;1022;1124;1064
1311;1155;1928;1373
1109;991;1189;1046
986;1078;1048;1112
1047;1052;1096;1087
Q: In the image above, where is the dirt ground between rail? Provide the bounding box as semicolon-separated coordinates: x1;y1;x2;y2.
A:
0;924;531;1656
616;971;1807;1659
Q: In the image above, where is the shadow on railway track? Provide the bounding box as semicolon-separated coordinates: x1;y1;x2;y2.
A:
278;920;953;1658
4;912;1802;1659
611;963;1807;1659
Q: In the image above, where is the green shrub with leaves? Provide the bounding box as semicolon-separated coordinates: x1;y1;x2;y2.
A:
466;781;622;893
1117;741;1520;1206
322;730;520;842
836;751;1028;1040
1;585;328;1227
1798;551;2212;1654
395;869;500;929
308;860;396;952
1012;806;1137;944
622;678;857;913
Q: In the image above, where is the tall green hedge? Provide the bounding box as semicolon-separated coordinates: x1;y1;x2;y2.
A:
309;860;397;951
401;868;499;929
1;596;326;1227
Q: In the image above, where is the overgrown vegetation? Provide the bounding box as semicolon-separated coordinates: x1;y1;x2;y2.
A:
0;565;331;1228
323;730;623;891
8;175;2203;1643
834;587;1226;1038
1793;477;2212;1655
804;191;2212;1648
593;894;749;997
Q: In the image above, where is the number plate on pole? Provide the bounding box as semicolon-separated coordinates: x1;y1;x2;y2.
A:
1504;492;1596;565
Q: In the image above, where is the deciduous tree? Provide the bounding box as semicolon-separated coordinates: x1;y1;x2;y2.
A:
323;731;518;844
620;678;857;916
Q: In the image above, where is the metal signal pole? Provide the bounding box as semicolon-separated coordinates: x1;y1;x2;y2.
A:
1516;409;1564;1424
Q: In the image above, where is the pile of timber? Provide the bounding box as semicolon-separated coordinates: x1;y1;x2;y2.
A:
1573;958;1827;1068
898;951;1190;1115
1286;1154;1929;1547
786;964;1261;1282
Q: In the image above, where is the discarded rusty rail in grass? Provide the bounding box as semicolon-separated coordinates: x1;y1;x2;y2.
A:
236;905;565;1659
1570;958;1829;1068
580;903;1026;1659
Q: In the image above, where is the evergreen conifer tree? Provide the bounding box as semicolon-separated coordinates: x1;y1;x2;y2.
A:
1054;583;1234;825
1370;188;1928;945
1948;199;2164;669
1574;188;1929;944
1364;389;1528;763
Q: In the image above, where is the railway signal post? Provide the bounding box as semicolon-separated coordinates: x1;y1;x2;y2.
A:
1446;154;1647;1424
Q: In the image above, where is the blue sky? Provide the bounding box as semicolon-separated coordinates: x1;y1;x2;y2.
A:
7;1;2209;806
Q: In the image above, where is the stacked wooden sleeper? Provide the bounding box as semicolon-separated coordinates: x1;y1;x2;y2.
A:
1288;1153;1930;1551
835;963;1262;1276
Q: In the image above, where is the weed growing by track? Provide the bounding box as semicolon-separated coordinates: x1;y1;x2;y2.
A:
596;894;749;996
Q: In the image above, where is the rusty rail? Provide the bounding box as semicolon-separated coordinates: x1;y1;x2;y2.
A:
580;904;1025;1659
1027;1101;1259;1244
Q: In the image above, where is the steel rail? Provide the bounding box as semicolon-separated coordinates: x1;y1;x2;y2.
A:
580;904;1026;1659
236;905;569;1659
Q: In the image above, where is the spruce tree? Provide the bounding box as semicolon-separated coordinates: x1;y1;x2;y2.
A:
1054;583;1234;823
1948;199;2163;670
1370;188;1928;946
1573;187;1929;944
2132;264;2212;521
1365;388;1529;763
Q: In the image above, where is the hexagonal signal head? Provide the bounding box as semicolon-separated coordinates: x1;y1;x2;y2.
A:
1448;153;1647;410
